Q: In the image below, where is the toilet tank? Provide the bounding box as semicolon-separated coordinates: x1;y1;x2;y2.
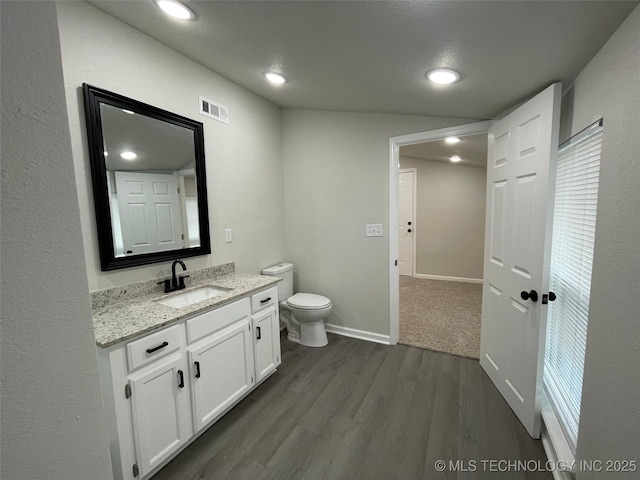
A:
261;263;293;301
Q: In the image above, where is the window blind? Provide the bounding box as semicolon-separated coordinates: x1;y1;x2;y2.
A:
544;119;603;453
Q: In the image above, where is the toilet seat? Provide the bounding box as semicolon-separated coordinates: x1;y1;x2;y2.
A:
287;293;331;310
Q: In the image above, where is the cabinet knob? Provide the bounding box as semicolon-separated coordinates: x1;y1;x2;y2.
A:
256;326;262;340
177;370;184;388
194;361;201;378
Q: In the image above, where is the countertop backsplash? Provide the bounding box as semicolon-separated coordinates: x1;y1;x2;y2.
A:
90;262;235;310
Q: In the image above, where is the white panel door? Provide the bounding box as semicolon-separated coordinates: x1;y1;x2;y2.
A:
129;355;192;477
188;319;255;432
480;83;561;438
115;171;183;255
252;306;280;383
398;169;415;276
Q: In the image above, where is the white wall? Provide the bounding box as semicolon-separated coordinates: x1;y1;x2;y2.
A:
561;6;640;477
57;1;286;291
399;156;486;279
282;110;478;336
0;2;113;478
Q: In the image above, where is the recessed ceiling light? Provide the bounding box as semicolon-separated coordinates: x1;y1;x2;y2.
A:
120;151;138;160
445;136;461;144
263;72;287;85
122;109;135;115
154;0;196;20
104;151;108;157
426;68;461;85
450;155;462;163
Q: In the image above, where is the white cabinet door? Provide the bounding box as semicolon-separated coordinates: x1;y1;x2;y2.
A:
129;355;192;478
252;305;281;383
188;319;255;432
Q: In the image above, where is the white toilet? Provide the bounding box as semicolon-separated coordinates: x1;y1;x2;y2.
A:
261;263;331;347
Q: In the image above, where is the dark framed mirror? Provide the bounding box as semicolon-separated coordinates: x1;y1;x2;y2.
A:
83;84;210;271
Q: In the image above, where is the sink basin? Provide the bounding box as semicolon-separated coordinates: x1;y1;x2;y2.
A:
158;286;230;309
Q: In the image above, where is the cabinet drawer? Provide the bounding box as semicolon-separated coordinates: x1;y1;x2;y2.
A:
126;325;181;372
251;287;277;313
186;298;250;344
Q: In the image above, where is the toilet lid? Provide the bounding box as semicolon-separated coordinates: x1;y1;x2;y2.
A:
287;293;331;310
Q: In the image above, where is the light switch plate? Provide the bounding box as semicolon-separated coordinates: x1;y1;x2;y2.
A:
366;224;383;237
225;229;233;243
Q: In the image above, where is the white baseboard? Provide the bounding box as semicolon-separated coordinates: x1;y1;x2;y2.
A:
325;323;391;345
413;274;483;284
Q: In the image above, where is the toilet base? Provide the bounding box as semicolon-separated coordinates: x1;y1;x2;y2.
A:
286;321;328;348
279;299;330;348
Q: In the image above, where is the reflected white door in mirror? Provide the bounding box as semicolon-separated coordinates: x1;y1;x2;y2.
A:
83;84;211;271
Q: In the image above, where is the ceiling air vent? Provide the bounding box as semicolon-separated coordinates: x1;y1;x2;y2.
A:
199;95;229;124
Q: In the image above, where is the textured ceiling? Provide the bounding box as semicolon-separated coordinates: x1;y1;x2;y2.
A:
400;133;488;168
87;0;638;119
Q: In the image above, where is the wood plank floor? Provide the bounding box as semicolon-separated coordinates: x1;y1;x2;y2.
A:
152;333;551;480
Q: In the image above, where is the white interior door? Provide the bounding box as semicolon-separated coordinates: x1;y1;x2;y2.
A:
115;171;183;255
398;169;416;276
480;83;561;438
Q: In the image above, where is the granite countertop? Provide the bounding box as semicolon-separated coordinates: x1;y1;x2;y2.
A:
92;268;280;348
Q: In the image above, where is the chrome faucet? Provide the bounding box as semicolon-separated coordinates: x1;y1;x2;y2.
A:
157;259;190;293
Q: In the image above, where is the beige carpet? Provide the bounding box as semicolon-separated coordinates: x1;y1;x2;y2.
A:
399;276;482;359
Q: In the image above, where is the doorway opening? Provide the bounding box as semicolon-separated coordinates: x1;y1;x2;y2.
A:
388;121;491;348
397;133;488;358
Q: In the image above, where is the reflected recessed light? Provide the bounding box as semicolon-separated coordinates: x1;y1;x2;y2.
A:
104;151;109;157
263;72;287;85
120;151;138;160
450;155;462;163
426;68;461;85
445;136;461;144
122;109;135;115
154;0;196;20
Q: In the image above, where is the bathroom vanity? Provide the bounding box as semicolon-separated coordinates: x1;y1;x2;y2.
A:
92;264;281;479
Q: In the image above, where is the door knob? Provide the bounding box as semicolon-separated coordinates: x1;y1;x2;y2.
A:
520;290;538;302
542;292;557;304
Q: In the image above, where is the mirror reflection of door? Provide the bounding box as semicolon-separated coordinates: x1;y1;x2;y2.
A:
112;172;182;255
109;172;201;256
100;102;201;257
